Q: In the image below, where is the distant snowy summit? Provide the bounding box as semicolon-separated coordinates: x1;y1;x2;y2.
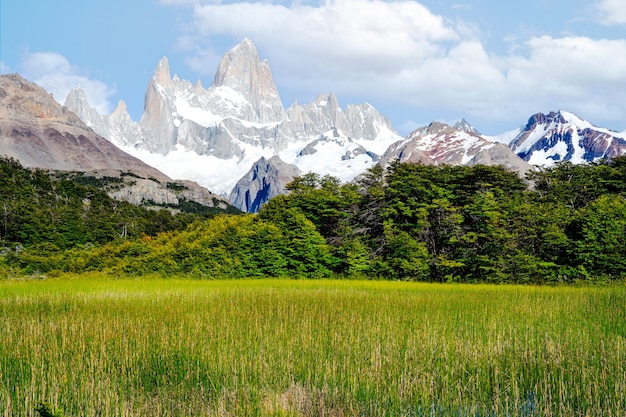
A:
63;38;626;212
506;111;626;166
380;121;533;176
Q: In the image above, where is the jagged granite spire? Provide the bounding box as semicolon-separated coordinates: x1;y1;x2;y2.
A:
213;38;286;123
153;56;173;87
139;56;177;153
64;86;104;129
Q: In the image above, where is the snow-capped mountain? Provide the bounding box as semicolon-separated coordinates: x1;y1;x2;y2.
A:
65;38;402;211
64;38;626;212
381;121;533;176
501;111;626;166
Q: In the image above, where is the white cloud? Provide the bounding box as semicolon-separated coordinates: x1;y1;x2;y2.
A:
508;36;626;89
185;0;458;76
596;0;626;25
163;0;626;133
19;52;115;114
499;36;626;125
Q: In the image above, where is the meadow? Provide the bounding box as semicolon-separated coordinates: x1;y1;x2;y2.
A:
0;277;625;416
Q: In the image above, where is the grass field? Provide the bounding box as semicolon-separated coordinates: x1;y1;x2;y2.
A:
0;276;625;416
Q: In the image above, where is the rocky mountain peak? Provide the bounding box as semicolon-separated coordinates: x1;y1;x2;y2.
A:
510;110;626;165
454;118;479;135
64;86;88;107
229;155;300;213
429;121;454;132
214;39;261;90
112;100;127;115
63;86;100;127
153;56;173;87
1;73;79;123
414;121;457;137
110;100;133;126
213;38;285;122
524;111;567;130
138;57;178;152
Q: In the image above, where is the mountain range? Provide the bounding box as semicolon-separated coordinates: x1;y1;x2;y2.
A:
0;73;233;213
4;38;626;213
65;39;401;208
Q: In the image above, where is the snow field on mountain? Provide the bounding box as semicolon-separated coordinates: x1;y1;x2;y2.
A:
118;143;271;196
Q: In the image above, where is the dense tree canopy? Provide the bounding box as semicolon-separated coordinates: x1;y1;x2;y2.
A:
2;155;626;283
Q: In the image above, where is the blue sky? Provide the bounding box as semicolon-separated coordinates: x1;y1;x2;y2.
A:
2;0;625;135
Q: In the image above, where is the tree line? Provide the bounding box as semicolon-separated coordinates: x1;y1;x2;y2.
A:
2;155;625;283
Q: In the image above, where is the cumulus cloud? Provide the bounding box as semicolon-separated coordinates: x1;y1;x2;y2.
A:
19;52;115;114
163;0;626;132
596;0;626;25
181;0;457;76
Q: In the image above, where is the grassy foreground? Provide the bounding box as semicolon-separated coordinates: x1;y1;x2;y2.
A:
0;277;625;416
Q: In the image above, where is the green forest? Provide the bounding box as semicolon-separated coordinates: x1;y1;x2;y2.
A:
1;155;625;283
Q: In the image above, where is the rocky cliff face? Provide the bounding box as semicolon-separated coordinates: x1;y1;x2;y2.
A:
508;111;626;166
229;155;300;213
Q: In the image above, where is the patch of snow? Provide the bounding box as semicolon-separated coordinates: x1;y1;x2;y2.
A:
527;141;569;166
235;118;282;129
174;97;221;128
486;128;522;145
569;130;587;164
280;133;376;183
559;111;593;130
210;86;249;107
512;126;549;154
352;125;403;155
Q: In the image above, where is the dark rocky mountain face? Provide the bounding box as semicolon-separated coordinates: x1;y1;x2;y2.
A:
229;155;300;213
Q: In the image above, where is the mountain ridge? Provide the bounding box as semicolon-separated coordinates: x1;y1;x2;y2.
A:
60;39;626;212
0;73;234;213
507;110;626;165
64;39;403;210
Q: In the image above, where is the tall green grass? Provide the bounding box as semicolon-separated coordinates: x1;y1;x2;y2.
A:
1;277;624;416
